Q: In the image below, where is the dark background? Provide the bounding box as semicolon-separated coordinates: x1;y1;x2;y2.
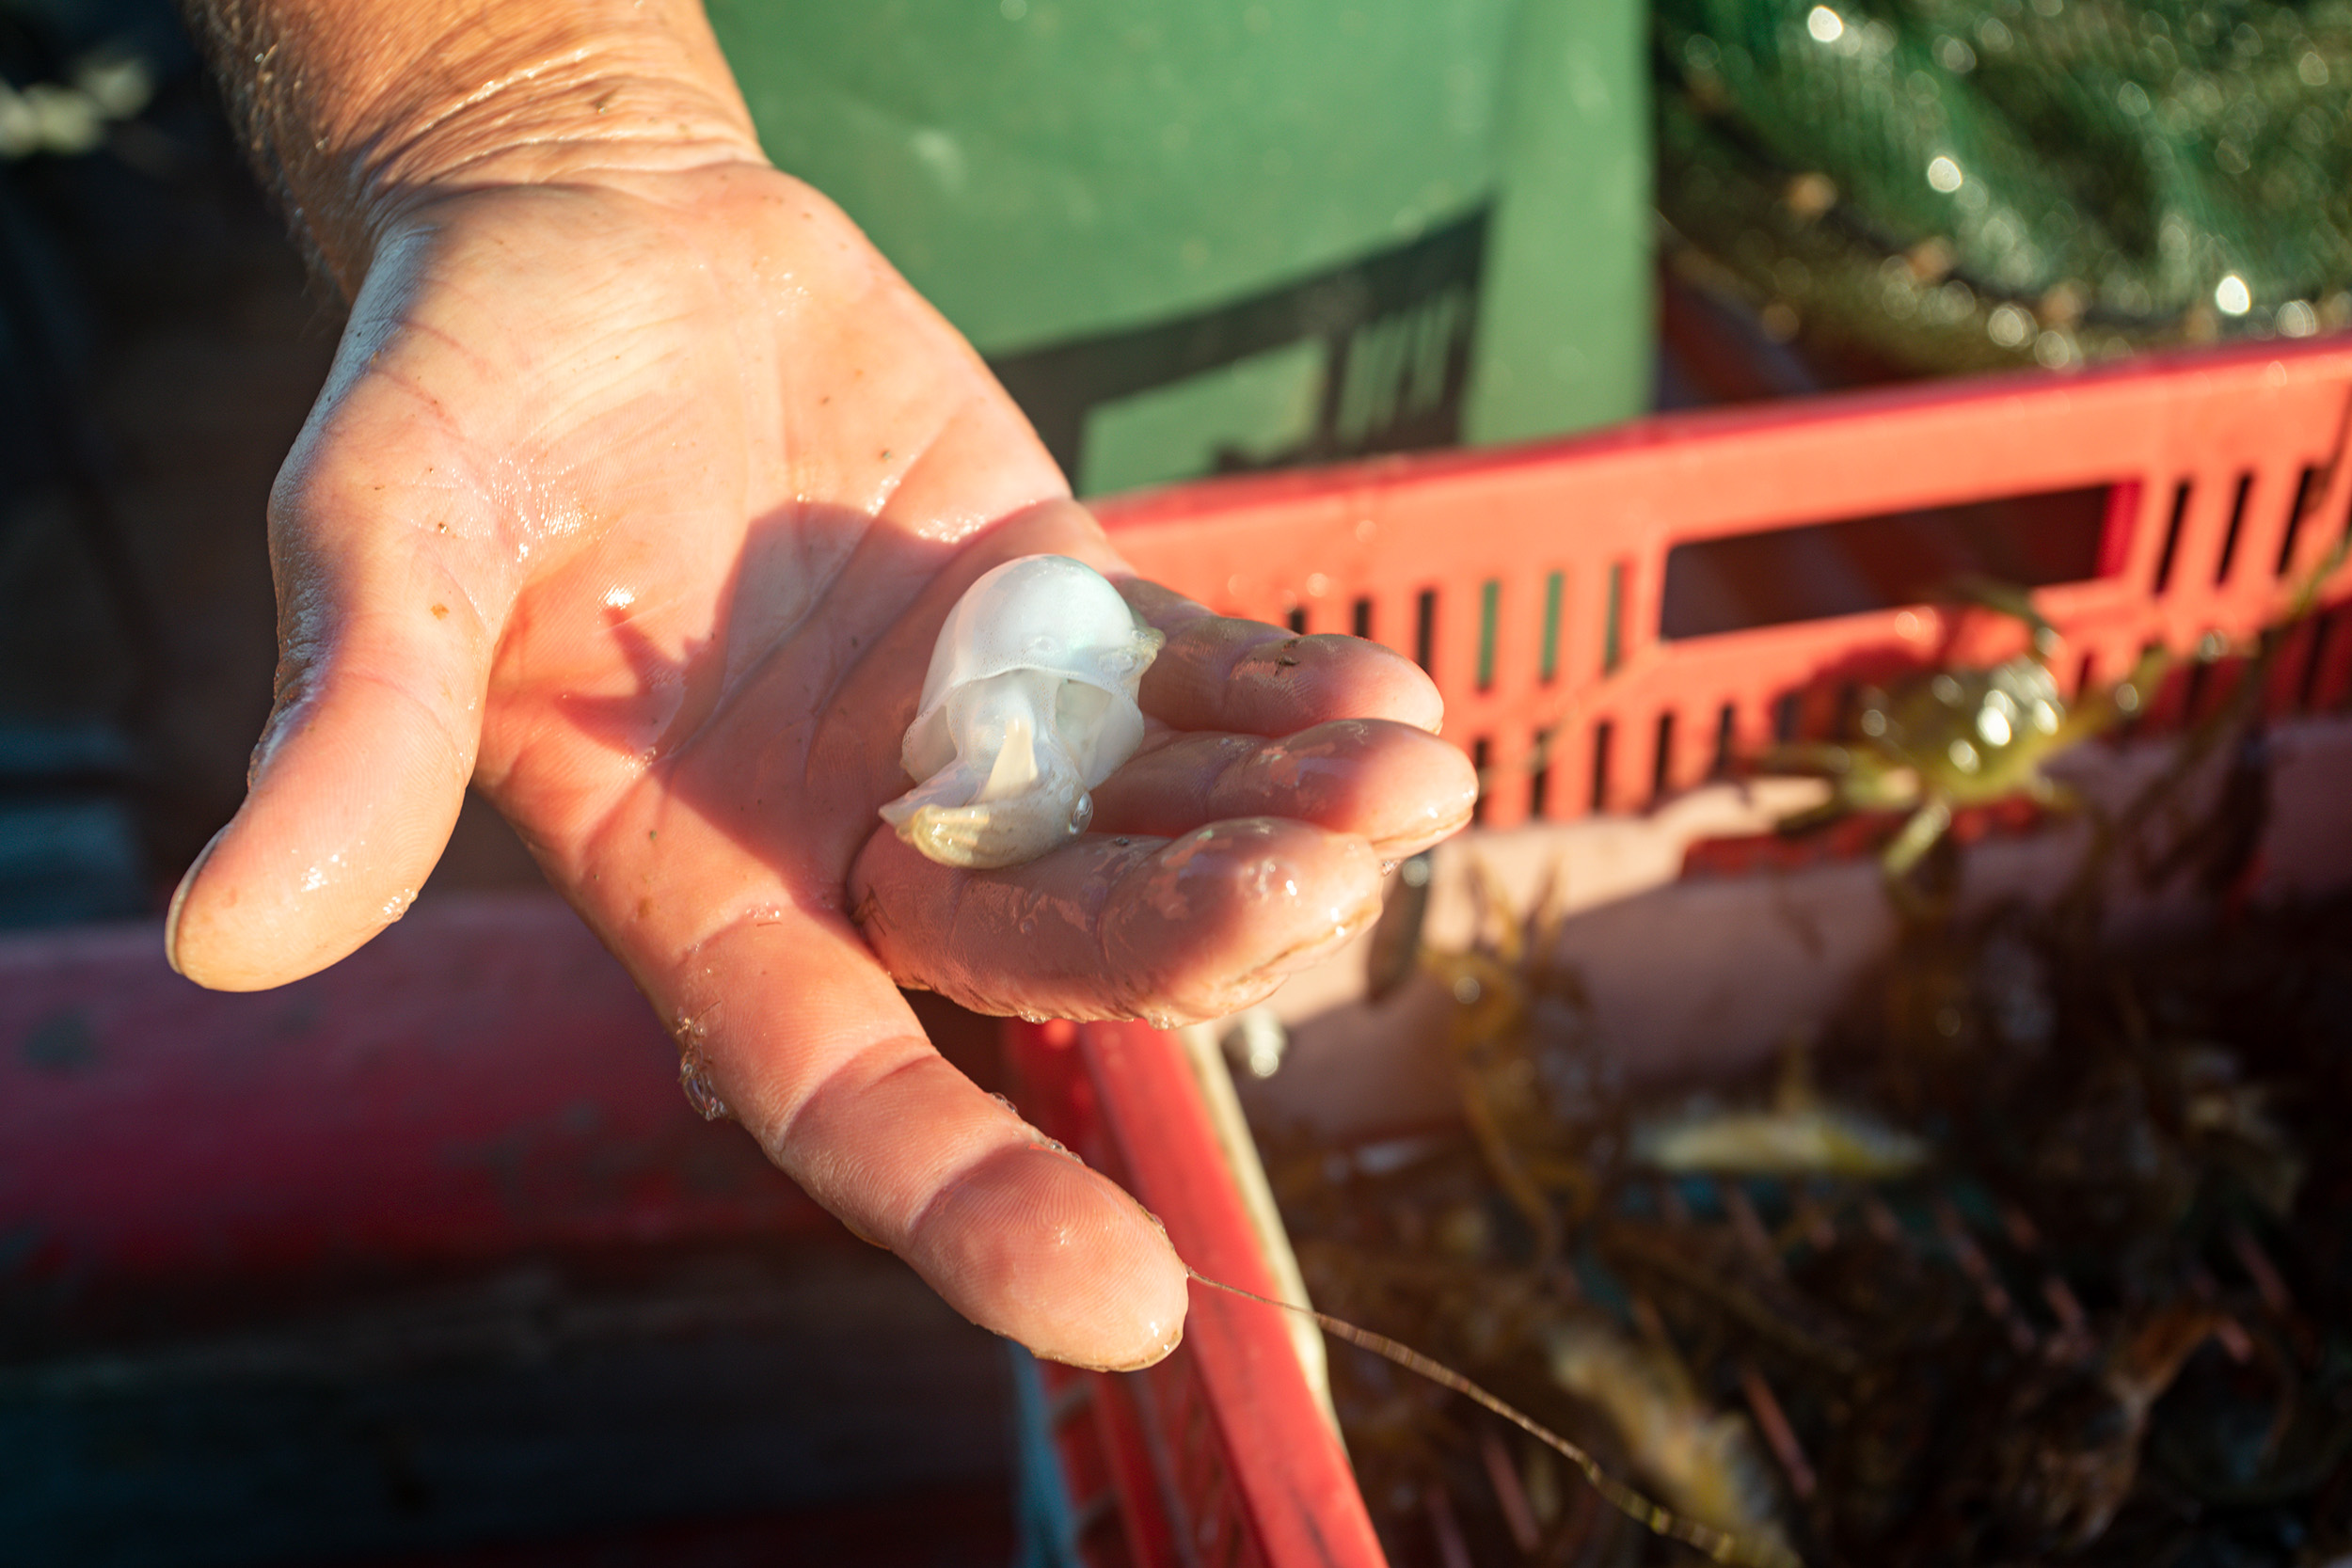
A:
0;0;545;931
0;7;1025;1563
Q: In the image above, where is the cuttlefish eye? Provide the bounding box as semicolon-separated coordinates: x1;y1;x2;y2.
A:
878;555;1165;869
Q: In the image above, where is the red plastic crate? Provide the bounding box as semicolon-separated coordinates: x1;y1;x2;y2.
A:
1005;336;2352;1568
9;338;2350;1566
0;894;834;1283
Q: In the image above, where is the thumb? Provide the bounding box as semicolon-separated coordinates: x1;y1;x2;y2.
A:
167;505;495;990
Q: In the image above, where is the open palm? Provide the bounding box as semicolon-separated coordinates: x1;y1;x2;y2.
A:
165;161;1476;1368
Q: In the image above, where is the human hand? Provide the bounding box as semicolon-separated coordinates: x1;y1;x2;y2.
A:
164;157;1477;1369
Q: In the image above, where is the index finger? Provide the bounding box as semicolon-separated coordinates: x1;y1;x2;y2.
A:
1119;578;1445;736
618;895;1189;1372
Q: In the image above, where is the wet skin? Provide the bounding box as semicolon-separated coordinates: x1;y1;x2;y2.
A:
162;162;1480;1370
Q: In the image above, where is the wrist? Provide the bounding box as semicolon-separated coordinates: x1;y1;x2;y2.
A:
189;0;766;293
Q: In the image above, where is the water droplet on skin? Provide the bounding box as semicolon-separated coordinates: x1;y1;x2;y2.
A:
990;1092;1017;1111
1138;862;1195;922
1241;856;1303;903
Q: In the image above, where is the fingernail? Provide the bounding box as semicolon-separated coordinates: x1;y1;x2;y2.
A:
164;825;228;977
1050;1311;1186;1372
1266;893;1381;975
834;1212;892;1249
1087;1322;1185;1372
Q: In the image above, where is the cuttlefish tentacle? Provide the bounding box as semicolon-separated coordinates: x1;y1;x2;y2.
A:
879;557;1163;870
881;671;1095;868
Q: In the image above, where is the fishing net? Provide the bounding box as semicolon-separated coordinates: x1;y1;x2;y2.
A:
1655;0;2352;373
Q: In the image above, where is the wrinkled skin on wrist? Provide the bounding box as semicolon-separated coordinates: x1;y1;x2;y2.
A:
165;159;1478;1370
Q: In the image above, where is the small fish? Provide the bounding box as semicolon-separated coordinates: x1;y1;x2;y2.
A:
1634;1104;1931;1179
1546;1318;1801;1568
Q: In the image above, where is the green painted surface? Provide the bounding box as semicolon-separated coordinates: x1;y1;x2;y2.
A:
707;0;1651;479
1078;337;1325;494
708;0;1514;352
1465;0;1654;442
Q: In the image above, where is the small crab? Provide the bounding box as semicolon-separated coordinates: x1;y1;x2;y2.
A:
1757;581;2168;887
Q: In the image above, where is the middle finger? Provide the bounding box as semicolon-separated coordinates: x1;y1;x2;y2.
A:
850;816;1382;1024
1090;719;1475;857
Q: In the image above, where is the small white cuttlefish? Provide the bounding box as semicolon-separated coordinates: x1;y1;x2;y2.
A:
880;554;1164;869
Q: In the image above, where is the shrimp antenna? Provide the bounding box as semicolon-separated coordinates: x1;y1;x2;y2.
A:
1184;1266;1805;1568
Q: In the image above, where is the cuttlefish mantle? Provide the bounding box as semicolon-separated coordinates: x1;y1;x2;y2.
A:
880;554;1164;869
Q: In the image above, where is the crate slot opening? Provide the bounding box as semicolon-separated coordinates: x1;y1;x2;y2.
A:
2154;481;2193;594
1660;484;2115;641
1603;562;1627;672
1475;578;1500;692
1539;569;1565;686
2279;464;2326;578
1772;691;1802;744
2215;471;2256;585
